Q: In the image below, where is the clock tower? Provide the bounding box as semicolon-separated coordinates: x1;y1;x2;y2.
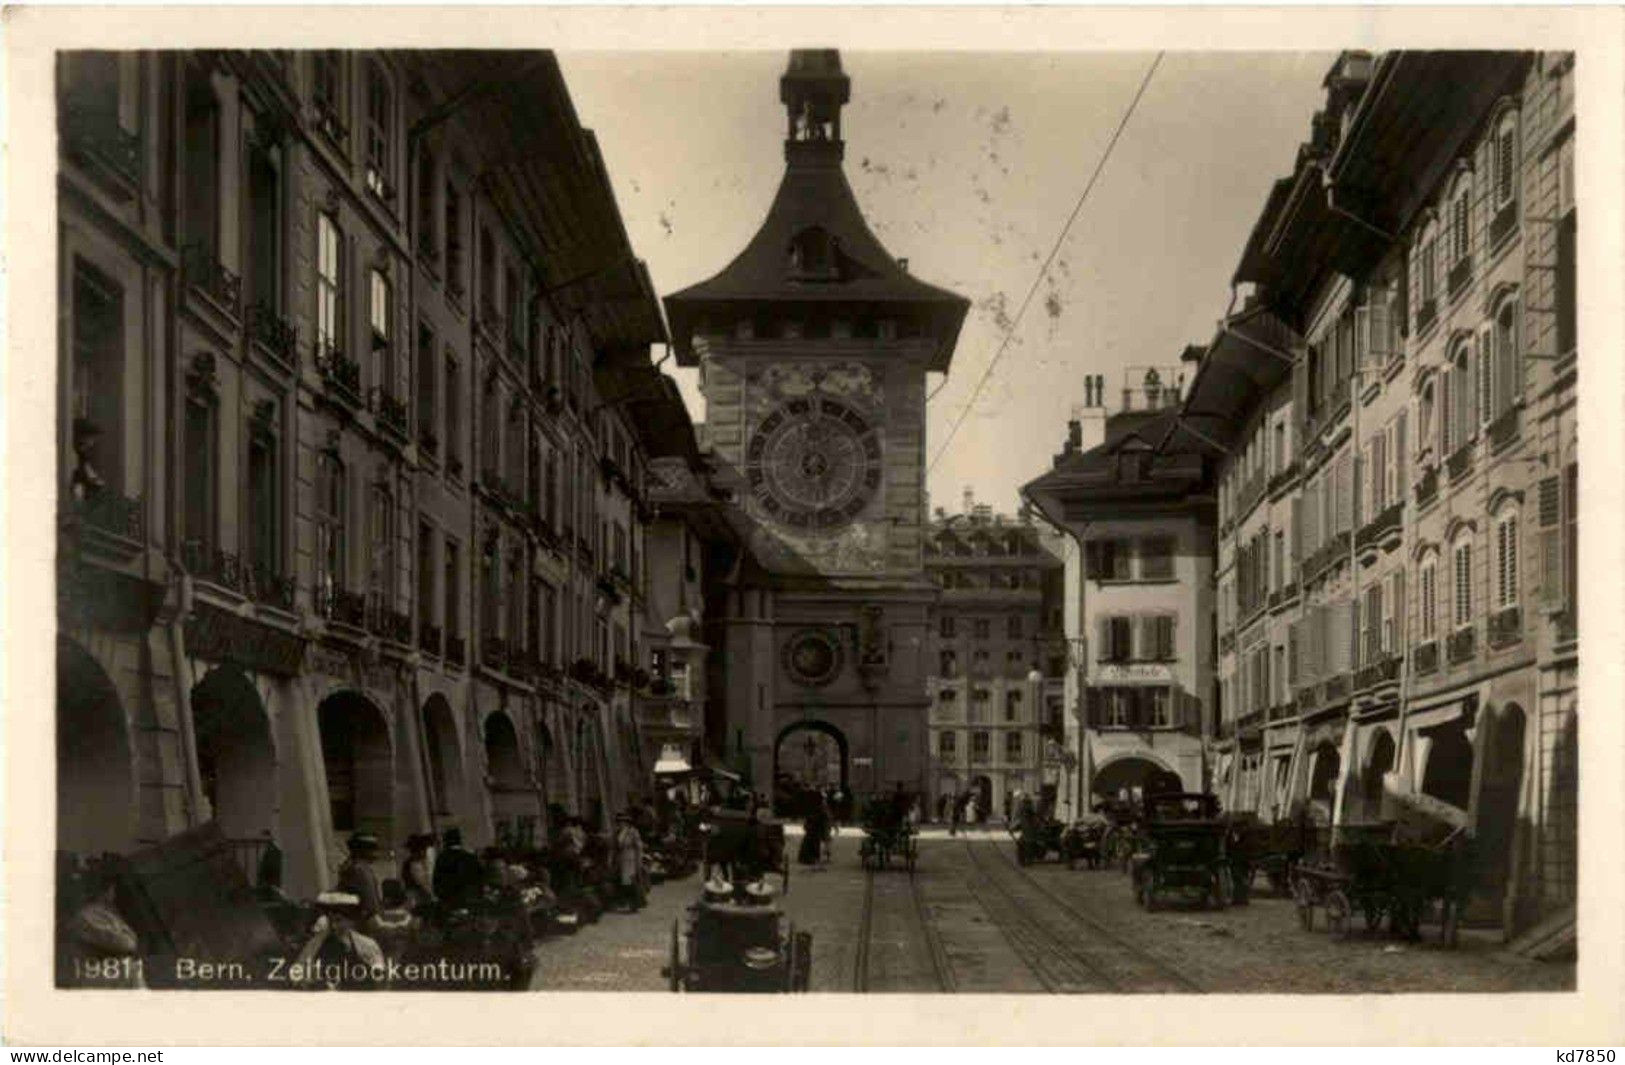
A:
666;50;968;803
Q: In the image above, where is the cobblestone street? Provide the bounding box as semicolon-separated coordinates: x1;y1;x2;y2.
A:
531;828;1575;993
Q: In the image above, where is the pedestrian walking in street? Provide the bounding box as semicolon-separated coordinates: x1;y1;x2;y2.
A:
950;793;963;837
613;812;647;911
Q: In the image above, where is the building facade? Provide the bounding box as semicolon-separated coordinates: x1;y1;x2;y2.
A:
664;51;969;803
1191;50;1576;935
922;494;1066;821
1025;367;1219;824
57;50;697;898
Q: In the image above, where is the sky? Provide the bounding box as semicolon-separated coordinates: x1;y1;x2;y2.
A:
558;51;1334;515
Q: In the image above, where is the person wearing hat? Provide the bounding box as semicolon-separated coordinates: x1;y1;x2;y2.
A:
70;417;106;502
399;833;435;911
336;832;383;922
613;811;647;912
432;827;483;911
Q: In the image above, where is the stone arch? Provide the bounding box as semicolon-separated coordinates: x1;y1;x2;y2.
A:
1308;740;1342;813
1092;752;1177;802
316;689;395;844
191;664;278;843
773;719;849;789
1420;718;1475;812
420;693;467;832
57;636;137;855
484;709;536;846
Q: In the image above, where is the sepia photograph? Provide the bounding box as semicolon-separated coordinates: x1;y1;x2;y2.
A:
8;4;1624;1047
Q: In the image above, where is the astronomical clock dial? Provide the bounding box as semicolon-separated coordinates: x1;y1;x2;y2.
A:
744;395;883;530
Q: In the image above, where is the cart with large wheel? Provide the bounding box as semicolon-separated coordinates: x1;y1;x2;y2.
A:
1128;793;1232;911
858;820;917;873
1288;821;1399;938
663;880;812;993
1061;813;1110;870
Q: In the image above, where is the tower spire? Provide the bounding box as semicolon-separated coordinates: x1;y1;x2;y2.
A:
780;49;850;163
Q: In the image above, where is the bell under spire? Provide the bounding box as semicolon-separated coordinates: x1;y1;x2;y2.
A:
781;49;850;164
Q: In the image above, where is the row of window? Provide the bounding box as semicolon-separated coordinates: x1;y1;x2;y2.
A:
935;686;1026;722
1084;537;1176;581
1083;686;1178;730
1096;614;1177;664
1223;466;1576;719
937;730;1025;762
936;649;1031;678
938;614;1030;640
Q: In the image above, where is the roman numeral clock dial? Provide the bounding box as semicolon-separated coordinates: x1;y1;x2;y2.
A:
744;396;883;530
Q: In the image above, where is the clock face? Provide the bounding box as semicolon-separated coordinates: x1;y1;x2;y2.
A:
745;396;883;529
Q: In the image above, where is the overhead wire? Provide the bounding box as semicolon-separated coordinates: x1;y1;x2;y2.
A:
926;51;1165;473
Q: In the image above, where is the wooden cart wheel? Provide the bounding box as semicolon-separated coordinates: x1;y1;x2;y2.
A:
1325;889;1353;940
667;918;683;992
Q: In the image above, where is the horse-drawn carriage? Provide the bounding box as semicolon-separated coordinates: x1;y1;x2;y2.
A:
1129;792;1234;911
664;879;812;993
858;799;918;873
1221;812;1312;901
1290;820;1476;945
1061;813;1111;870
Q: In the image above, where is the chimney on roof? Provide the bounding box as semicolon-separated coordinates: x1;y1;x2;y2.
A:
1066;417;1082;453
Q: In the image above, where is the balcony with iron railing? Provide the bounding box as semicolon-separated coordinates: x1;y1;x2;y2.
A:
1446;440;1475;484
1446;255;1474;300
374;388;409;441
61;96;143;195
315;586;368;629
1488;404;1522;453
419;620;442;657
1267;460;1301;500
1488;605;1522;649
1489;202;1518;252
1415;466;1439;510
246;301;298;370
1322;672;1352;706
375;605;412;646
313;341;362;408
182;540;245;593
446;632;467;668
1447;624;1477;666
71;490;145;544
483;635;508;672
1412;639;1439;676
246;564;295;611
182;242;242;316
1416;296;1439;336
1355;500;1404;556
1354;652;1402;693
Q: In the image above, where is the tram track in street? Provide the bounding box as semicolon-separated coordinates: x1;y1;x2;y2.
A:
980;837;1205;994
852;868;876;991
852;861;953;993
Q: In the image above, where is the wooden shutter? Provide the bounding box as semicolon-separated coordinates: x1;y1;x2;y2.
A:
1293;350;1310;434
1394;411;1407;503
1337;453;1354;533
1477;328;1493;431
1538;475;1562;609
1369;300;1391;362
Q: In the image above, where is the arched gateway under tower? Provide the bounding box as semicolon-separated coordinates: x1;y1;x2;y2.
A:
665;51;969;809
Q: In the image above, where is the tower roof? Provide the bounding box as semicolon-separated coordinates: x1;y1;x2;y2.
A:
664;50;969;370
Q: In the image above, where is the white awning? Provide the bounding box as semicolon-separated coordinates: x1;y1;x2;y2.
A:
653;754;693;775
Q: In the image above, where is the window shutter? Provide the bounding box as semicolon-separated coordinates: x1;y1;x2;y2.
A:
1438;373;1452;454
1394;412;1407;503
1477;328;1492;431
1353;306;1371;372
1337;453;1354;534
1538;475;1562;609
1293;351;1309;432
1370;300;1392;362
1291;495;1304;567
